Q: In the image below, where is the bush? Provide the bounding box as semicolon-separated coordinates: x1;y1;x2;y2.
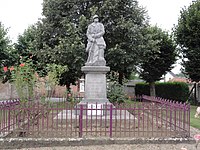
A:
135;82;189;102
135;83;150;96
107;82;127;103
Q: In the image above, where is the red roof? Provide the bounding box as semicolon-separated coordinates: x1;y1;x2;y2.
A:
168;77;191;83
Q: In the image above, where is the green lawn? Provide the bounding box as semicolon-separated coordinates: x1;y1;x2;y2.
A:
125;100;200;130
190;105;200;129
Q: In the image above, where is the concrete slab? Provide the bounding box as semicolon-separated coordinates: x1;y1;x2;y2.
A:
54;109;137;120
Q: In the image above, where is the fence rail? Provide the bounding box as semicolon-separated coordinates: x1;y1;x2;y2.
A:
0;96;190;138
0;99;20;107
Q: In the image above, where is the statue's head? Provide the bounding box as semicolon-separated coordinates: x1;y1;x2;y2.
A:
93;15;99;23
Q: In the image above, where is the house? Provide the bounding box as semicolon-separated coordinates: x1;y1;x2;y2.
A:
160;71;177;82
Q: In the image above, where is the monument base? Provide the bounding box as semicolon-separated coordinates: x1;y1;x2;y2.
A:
75;101;112;116
81;66;110;102
77;66;111;115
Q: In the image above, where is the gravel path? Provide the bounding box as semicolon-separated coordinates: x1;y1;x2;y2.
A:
5;127;200;150
15;144;198;150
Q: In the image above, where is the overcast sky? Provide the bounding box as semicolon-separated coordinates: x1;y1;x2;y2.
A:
139;0;193;31
0;0;43;42
0;0;195;73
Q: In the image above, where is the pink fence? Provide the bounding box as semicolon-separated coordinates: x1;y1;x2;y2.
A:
0;96;190;138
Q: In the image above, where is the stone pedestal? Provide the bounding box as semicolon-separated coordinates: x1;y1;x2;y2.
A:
75;66;110;115
80;66;110;104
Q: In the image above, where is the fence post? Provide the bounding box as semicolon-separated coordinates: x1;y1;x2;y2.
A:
183;104;186;131
79;105;83;138
174;102;177;131
110;104;113;138
8;106;11;132
188;104;190;137
169;102;172;133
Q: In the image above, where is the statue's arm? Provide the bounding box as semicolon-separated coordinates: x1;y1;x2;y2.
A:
86;26;95;42
94;24;105;38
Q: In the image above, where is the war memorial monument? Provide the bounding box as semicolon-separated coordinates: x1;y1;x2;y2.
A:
80;15;110;109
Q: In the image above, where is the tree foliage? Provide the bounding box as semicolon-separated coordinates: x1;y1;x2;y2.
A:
138;26;177;96
14;24;48;76
174;0;200;82
98;0;149;84
0;23;13;67
35;0;148;86
0;22;15;82
15;25;38;57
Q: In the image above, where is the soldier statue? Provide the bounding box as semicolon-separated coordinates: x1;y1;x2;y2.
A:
85;15;106;66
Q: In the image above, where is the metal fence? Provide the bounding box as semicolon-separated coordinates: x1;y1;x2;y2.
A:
0;96;190;138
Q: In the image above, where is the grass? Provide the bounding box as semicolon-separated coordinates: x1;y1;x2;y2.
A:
125;100;200;130
190;105;200;130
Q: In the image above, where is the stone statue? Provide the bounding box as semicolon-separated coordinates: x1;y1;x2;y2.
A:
85;15;106;66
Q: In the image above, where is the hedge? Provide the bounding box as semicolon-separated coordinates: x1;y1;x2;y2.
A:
135;82;189;102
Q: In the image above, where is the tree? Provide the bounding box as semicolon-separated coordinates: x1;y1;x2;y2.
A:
98;0;149;84
34;0;86;89
15;25;38;58
14;24;48;76
138;26;177;96
35;19;85;90
35;0;148;87
0;22;15;82
0;23;12;65
174;1;200;82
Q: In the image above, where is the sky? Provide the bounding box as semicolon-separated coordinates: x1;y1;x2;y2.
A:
0;0;43;42
139;0;193;32
0;0;195;73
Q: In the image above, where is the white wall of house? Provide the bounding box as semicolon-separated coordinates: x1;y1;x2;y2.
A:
79;79;85;92
160;72;175;82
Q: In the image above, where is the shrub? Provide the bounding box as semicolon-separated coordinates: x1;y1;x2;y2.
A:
135;83;150;96
135;82;189;102
107;82;127;103
9;58;36;100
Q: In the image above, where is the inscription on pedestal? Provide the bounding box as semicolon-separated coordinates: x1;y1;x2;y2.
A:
81;66;110;102
85;74;106;99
